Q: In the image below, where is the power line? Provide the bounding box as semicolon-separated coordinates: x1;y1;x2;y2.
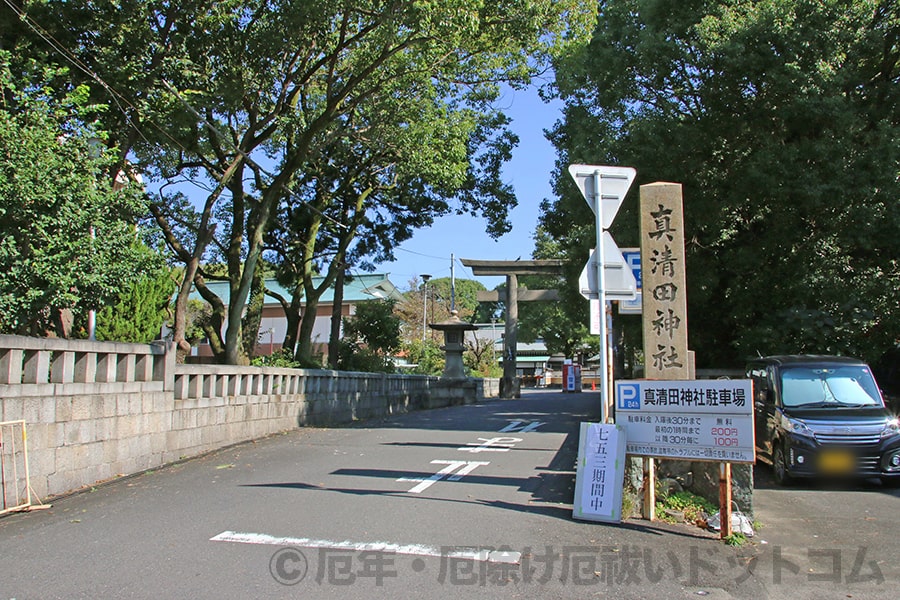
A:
3;0;183;151
6;0;348;232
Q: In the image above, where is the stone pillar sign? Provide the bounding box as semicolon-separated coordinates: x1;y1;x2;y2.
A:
639;182;690;520
640;182;689;379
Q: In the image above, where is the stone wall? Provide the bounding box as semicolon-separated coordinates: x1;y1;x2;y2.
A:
0;335;496;501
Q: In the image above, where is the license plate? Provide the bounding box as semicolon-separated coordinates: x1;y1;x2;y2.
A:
818;450;855;474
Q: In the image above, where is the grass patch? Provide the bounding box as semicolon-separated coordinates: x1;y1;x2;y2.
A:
655;490;717;525
723;532;749;546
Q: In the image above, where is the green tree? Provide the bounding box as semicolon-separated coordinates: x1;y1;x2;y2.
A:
547;0;900;366
424;277;487;321
464;335;502;378
337;299;402;373
7;0;595;364
264;109;514;365
402;338;445;376
504;226;598;360
393;276;487;346
0;56;154;337
94;257;174;343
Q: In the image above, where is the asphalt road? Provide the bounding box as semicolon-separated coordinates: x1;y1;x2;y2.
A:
1;389;898;599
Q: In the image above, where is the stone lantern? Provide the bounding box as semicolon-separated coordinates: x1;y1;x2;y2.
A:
429;310;477;379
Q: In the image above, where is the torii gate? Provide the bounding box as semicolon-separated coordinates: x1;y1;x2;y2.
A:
460;258;565;399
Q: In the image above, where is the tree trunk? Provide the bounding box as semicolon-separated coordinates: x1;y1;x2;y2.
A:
241;270;265;359
328;267;346;369
172;258;201;355
295;295;321;366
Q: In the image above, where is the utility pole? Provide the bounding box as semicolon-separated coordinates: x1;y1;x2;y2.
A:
421;274;431;342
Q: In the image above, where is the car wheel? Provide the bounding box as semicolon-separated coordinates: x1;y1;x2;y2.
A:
773;445;792;486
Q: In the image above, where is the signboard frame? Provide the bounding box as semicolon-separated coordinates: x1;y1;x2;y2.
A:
615;379;756;464
573;422;627;523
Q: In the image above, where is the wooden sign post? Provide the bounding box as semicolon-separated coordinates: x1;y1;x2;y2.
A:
638;182;734;538
639;182;690;523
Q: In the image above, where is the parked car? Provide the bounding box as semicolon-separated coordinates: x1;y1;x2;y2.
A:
747;355;900;485
873;346;900;413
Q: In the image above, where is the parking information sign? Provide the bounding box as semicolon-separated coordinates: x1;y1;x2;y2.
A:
615;380;755;463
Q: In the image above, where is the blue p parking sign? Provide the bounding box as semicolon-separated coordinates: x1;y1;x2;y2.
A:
617;382;641;410
613;379;755;462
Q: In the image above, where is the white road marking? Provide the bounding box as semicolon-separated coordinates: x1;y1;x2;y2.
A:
399;460;466;493
446;461;490;481
211;531;521;564
498;420;524;433
459;437;522;453
499;420;545;433
397;460;490;493
519;421;545;433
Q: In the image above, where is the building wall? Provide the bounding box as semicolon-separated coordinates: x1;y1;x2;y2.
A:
0;335;497;502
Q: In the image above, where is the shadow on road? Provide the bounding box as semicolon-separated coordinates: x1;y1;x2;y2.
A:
334;388;601;435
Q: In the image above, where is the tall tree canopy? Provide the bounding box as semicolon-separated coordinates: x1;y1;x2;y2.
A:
0;55;156;337
4;0;595;363
545;0;900;367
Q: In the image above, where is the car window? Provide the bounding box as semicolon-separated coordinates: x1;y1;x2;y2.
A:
747;365;769;406
780;366;883;408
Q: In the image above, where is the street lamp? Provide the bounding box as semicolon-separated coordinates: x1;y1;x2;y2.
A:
421;274;431;342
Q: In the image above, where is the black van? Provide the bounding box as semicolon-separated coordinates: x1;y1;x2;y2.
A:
747;355;900;485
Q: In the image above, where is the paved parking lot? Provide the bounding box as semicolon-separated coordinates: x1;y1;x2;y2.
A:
1;389;898;599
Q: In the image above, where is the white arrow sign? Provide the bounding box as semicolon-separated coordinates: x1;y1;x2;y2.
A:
579;234;638;301
568;165;636;229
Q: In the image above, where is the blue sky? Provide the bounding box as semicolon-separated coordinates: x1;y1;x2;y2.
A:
373;84;565;292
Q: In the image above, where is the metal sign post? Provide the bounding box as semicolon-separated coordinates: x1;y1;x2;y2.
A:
569;165;636;423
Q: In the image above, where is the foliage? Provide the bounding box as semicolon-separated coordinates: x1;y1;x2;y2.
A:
723;532;749;547
264;104;516;364
535;310;600;361
403;339;445;376
394;277;450;344
655;490;717;525
251;349;302;369
337;299;402;373
169;299;215;357
336;341;395;374
182;299;212;347
425;277;487;320
516;229;598;360
464;335;502;378
393;277;499;377
0;55;154;337
94;257;174;343
4;0;595;363
345;300;403;357
547;0;900;366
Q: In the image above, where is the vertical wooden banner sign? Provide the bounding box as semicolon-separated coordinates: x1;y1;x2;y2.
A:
639;182;690;520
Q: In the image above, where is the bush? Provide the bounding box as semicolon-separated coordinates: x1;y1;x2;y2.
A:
251;349;302;368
